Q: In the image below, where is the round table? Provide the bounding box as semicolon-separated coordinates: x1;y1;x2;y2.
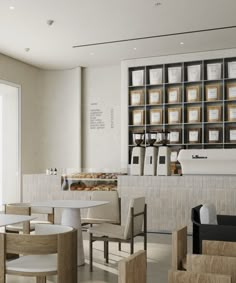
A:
31;200;108;266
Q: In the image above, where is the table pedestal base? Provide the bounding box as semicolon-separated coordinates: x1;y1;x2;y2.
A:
61;208;84;266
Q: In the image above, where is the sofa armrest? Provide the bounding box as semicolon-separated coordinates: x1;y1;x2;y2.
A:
217;215;236;226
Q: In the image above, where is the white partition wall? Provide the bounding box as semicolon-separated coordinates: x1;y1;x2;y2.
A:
0;81;20;204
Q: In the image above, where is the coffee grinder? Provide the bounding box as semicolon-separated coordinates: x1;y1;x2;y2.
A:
144;132;158;176
156;130;171;176
130;132;145;176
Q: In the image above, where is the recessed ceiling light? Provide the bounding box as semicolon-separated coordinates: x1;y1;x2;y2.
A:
47;20;54;26
9;6;15;10
90;52;94;56
180;42;184;45
133;47;137;50
24;48;30;52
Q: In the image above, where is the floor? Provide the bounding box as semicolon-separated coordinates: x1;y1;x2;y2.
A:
6;232;192;283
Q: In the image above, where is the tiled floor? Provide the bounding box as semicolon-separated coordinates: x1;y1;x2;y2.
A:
7;232;192;283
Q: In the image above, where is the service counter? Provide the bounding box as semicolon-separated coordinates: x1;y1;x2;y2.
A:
23;174;236;233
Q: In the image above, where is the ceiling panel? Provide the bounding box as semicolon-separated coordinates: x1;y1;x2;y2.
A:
0;0;235;69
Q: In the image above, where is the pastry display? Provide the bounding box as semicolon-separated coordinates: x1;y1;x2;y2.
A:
62;172;126;191
69;183;117;191
66;172;120;179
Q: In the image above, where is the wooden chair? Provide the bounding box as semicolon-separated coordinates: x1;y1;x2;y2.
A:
172;226;187;270
4;203;54;233
4;204;31;234
0;224;77;283
172;226;236;271
187;254;236;283
202;240;236;257
81;191;121;226
168;270;231;283
88;197;147;271
118;250;146;283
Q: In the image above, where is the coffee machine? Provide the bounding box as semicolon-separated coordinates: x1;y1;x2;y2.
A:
144;132;158;176
156;130;171;176
130;132;145;176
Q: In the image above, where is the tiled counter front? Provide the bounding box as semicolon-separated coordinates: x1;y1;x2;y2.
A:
118;175;236;233
23;174;91;223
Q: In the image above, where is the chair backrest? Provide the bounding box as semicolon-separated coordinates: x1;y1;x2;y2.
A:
191;205;203;225
87;191;120;224
172;226;187;270
0;224;77;283
187;254;236;283
31;206;55;223
124;197;145;240
200;203;217;225
191;204;203;254
118;250;146;283
168;270;231;283
5;203;31;215
203;240;236;257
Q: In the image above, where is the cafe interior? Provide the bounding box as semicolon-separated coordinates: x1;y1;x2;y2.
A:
1;1;236;282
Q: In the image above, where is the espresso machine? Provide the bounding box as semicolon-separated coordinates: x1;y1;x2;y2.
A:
156;130;171;176
130;132;145;176
144;132;158;176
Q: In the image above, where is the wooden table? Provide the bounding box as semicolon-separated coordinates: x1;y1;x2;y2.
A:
31;200;108;266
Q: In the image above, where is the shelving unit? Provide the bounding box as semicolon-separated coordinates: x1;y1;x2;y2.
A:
128;57;236;164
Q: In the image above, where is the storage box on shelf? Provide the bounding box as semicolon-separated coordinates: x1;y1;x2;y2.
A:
61;172;120;191
128;57;236;165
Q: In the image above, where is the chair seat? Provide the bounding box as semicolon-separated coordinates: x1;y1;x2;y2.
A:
89;223;126;239
6;220;51;232
6;254;57;274
81;217;119;225
6;223;35;232
30;220;51;225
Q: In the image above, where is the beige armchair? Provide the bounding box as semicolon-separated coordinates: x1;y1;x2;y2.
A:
88;197;147;271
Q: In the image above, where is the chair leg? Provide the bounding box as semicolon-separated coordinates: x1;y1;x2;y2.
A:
130;207;134;254
36;276;46;283
144;233;147;251
118;242;121;251
144;203;147;251
89;233;93;272
130;238;134;254
104;239;109;263
104;240;107;258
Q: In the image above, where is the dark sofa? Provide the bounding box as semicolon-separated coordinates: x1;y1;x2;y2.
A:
191;204;236;254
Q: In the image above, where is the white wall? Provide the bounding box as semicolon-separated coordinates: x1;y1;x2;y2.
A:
0;84;20;203
37;68;81;172
0;54;41;174
0;53;82;176
82;65;121;172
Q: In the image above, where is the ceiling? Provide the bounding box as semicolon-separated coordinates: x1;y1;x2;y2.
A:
0;0;236;70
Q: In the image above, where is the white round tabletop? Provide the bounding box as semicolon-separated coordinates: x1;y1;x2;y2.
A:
0;214;35;227
31;200;108;209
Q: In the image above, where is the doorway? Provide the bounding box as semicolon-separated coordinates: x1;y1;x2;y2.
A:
0;81;21;205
